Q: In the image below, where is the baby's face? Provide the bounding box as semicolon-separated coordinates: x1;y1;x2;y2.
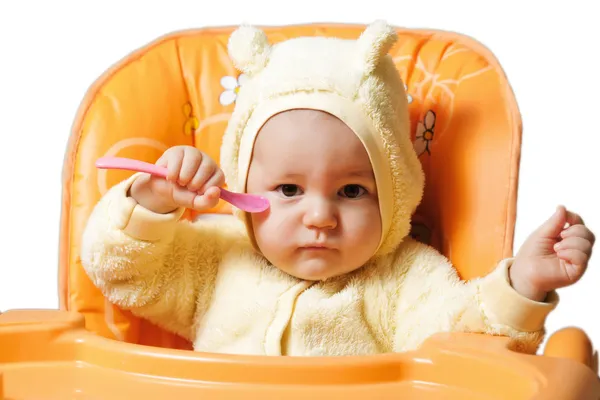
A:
246;110;382;280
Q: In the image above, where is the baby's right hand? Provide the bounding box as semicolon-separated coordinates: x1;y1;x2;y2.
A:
129;146;225;214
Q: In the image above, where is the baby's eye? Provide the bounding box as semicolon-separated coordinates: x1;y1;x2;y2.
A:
276;184;303;197
339;184;367;199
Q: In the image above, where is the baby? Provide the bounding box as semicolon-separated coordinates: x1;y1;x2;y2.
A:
81;21;595;356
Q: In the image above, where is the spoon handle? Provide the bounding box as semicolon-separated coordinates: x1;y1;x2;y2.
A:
94;156;269;213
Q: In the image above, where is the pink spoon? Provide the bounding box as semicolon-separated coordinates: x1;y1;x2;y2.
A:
95;156;270;213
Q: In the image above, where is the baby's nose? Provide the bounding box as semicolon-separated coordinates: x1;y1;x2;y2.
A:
302;198;337;230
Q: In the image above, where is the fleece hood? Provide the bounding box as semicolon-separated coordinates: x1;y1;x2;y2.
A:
220;20;425;257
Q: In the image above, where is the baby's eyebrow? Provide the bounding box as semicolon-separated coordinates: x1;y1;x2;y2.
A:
270;169;375;180
277;172;303;179
345;169;375;178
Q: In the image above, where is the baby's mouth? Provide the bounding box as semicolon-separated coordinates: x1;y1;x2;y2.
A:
299;243;334;250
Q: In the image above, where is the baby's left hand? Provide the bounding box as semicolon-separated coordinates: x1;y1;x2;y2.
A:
509;205;595;302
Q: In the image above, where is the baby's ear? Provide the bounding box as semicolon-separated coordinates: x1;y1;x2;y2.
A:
356;20;398;75
228;25;272;76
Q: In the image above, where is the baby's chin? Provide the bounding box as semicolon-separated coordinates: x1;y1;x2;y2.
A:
277;258;360;281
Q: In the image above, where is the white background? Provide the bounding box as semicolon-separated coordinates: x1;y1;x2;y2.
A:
0;1;598;352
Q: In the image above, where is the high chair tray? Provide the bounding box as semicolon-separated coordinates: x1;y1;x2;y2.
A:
0;310;598;399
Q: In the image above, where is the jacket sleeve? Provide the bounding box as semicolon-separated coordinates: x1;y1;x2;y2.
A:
391;239;558;354
80;173;244;342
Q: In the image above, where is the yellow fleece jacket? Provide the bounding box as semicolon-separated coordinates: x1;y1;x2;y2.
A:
80;173;558;356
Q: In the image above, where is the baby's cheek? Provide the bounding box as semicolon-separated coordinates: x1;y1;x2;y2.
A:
345;205;381;245
253;205;294;244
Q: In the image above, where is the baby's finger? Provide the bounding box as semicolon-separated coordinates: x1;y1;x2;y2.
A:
192;187;221;210
560;224;596;245
560;250;587;284
555;236;593;255
169;184;200;209
155;154;168;167
188;160;216;192
565;210;584;228
164;147;184;182
199;169;226;193
178;147;203;186
557;249;588;273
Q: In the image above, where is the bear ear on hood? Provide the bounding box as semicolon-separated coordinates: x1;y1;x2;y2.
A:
228;25;272;77
356;20;398;75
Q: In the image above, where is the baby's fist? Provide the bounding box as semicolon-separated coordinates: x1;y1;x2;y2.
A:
510;206;595;301
130;146;225;214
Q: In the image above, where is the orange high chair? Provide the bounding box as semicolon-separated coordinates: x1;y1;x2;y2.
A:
1;24;598;399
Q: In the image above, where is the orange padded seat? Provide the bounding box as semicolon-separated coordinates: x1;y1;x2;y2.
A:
59;24;521;350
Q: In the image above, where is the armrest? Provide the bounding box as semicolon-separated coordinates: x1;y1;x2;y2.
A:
543;327;597;373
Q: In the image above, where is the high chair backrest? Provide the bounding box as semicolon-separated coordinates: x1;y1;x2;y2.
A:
59;24;522;349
